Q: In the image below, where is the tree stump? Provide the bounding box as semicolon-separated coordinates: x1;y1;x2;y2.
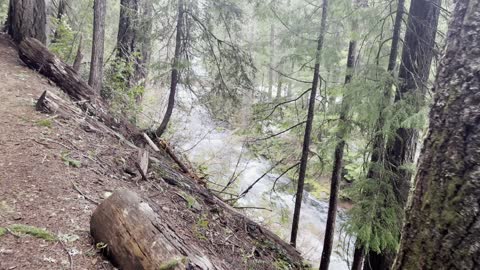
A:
90;190;217;270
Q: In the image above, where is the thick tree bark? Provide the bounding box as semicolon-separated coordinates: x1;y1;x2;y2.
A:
155;0;183;138
289;0;328;248
320;9;357;270
91;189;216;270
7;0;47;44
392;0;480;268
88;0;106;92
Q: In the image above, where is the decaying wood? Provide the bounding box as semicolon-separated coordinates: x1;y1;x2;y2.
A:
90;189;218;270
35;90;83;118
143;132;160;152
135;148;149;181
158;139;191;175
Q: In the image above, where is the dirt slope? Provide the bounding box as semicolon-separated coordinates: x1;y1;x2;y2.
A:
0;34;304;270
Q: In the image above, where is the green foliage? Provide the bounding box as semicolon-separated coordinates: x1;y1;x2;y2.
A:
8;224;57;241
0;227;6;237
36;118;53;128
104;58;144;122
49;15;77;63
345;171;402;253
61;152;82;168
158;257;185;270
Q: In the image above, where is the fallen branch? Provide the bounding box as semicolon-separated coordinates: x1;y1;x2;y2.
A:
72;182;99;205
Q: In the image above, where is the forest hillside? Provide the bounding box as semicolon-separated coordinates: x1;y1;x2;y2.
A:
0;34;303;269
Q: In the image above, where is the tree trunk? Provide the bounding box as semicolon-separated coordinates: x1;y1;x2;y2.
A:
351;246;365;270
90;189;216;270
289;0;328;248
320;9;357;270
268;24;275;100
359;0;405;268
72;35;83;73
7;0;47;44
154;0;183;138
52;0;67;42
363;0;440;268
116;0;152;100
88;0;106;92
386;0;441;206
392;0;480;268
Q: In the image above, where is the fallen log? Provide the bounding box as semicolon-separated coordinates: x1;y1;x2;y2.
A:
90;189;217;270
35;90;82;118
19;38;94;102
18;37;137;138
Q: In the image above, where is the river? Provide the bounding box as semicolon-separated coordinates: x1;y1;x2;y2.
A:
168;95;352;269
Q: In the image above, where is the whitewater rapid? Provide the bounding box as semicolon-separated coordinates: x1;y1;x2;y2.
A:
168;96;352;269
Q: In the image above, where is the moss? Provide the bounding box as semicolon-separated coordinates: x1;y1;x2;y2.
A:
158;257;184;270
36;119;53;128
0;227;6;237
8;224;56;241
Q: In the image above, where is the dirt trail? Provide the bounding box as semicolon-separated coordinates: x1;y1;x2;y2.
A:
0;34;125;270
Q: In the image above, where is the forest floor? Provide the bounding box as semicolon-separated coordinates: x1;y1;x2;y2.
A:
0;34;304;270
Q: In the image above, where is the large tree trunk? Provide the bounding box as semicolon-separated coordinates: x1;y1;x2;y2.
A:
365;0;441;268
91;189;216;270
289;0;328;248
7;0;47;44
88;0;106;92
392;0;480;268
154;0;183;138
386;0;441;205
357;0;405;268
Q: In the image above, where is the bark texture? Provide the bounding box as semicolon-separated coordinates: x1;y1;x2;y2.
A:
392;0;480;268
7;0;47;44
290;0;328;248
88;0;106;92
90;189;216;270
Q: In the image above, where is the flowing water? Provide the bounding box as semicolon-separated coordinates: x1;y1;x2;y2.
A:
169;96;352;269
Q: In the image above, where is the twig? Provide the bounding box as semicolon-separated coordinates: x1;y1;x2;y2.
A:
72;182;99;205
60;240;73;270
249;121;306;142
135;162;148;181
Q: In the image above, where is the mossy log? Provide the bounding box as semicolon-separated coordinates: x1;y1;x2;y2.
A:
90;190;217;270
